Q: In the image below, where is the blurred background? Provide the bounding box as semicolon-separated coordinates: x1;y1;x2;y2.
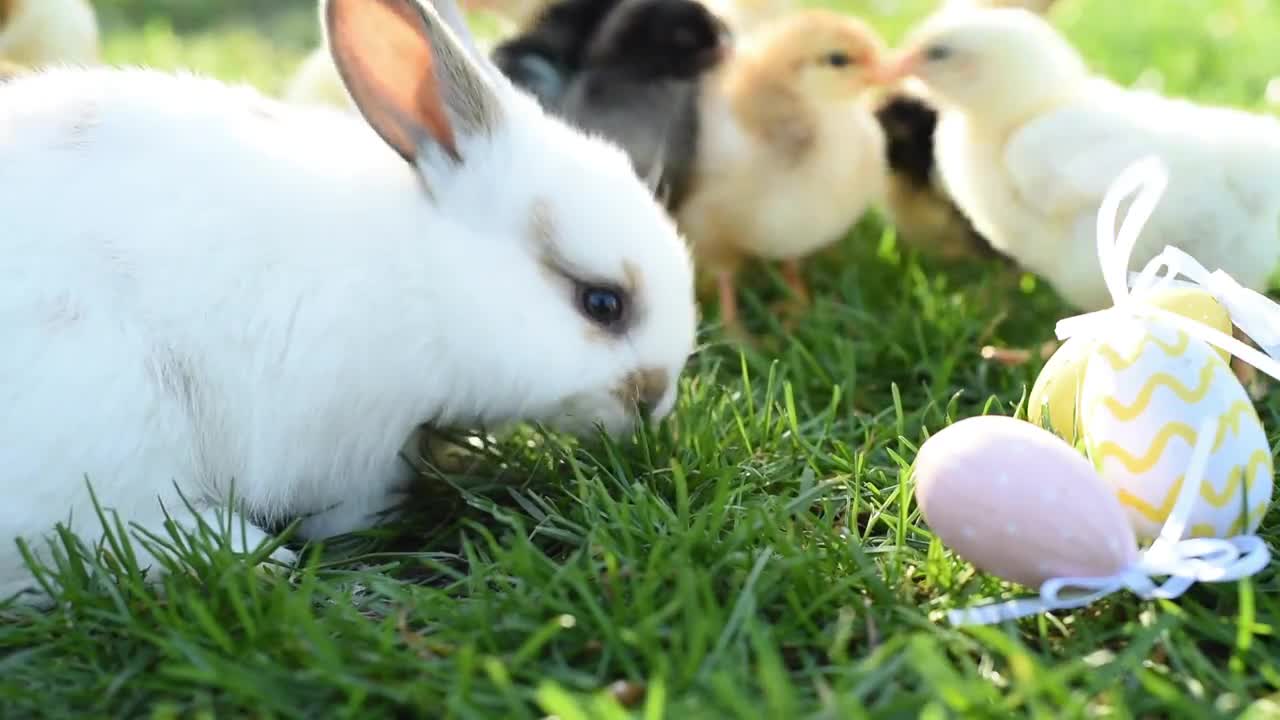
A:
89;0;1280;109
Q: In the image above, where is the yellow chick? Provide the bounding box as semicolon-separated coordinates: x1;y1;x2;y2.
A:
0;0;98;67
870;0;1059;262
676;10;887;339
0;58;25;79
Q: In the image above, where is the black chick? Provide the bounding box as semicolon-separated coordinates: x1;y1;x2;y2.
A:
489;0;624;109
876;93;937;190
874;91;1004;261
555;0;731;211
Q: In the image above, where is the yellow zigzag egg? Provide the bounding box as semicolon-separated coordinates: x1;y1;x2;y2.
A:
1080;317;1273;542
1028;287;1232;443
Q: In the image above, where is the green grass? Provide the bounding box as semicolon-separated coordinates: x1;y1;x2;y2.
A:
4;0;1280;717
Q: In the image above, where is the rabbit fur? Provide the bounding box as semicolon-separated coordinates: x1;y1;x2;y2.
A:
0;0;696;603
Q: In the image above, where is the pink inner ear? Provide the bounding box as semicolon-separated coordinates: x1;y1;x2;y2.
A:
328;0;459;161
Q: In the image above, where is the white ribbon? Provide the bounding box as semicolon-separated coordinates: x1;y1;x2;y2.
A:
949;417;1271;626
1053;154;1280;382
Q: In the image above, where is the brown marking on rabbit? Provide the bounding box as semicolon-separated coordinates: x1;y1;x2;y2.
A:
530;199;572;285
621;260;642;295
530;200;643;308
527;200;639;341
0;0;15;26
612;367;668;416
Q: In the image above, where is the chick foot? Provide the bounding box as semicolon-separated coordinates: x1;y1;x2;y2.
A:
717;271;756;345
768;259;811;331
780;259;811;307
1230;327;1269;400
1234;355;1268;400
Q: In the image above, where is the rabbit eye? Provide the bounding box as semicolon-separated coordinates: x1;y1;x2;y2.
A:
581;285;626;327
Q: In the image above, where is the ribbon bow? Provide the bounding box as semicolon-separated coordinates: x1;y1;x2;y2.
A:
1054;155;1280;383
949;417;1271;626
948;156;1275;626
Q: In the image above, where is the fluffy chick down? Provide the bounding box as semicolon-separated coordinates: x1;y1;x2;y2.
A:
676;9;887;336
870;0;1059;262
874;86;998;261
884;6;1280;310
0;0;98;67
556;0;731;210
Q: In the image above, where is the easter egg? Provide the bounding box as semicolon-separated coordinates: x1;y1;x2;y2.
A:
1028;288;1233;442
1081;316;1274;542
1027;336;1093;443
913;415;1138;588
1136;287;1233;363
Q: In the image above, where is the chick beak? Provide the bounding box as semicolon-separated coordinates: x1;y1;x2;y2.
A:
719;43;735;64
872;49;921;86
701;27;734;67
713;25;734;63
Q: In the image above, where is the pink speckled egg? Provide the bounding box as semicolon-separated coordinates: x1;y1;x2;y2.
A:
913;415;1138;588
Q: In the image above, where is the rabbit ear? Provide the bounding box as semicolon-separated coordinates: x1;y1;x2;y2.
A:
324;0;501;168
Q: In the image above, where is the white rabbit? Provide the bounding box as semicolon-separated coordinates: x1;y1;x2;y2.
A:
0;0;99;68
0;0;696;603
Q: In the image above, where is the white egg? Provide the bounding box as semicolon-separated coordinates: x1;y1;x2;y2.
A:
1081;317;1274;542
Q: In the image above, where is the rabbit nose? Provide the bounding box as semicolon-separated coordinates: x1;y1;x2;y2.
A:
618;368;670;420
637;399;656;421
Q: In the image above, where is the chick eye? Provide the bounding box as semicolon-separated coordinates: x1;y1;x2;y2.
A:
581;285;626;327
925;45;951;61
824;51;852;67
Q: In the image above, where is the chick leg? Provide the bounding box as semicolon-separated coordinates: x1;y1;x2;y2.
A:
780;259;811;308
717;270;752;344
1232;327;1268;400
767;259;811;331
